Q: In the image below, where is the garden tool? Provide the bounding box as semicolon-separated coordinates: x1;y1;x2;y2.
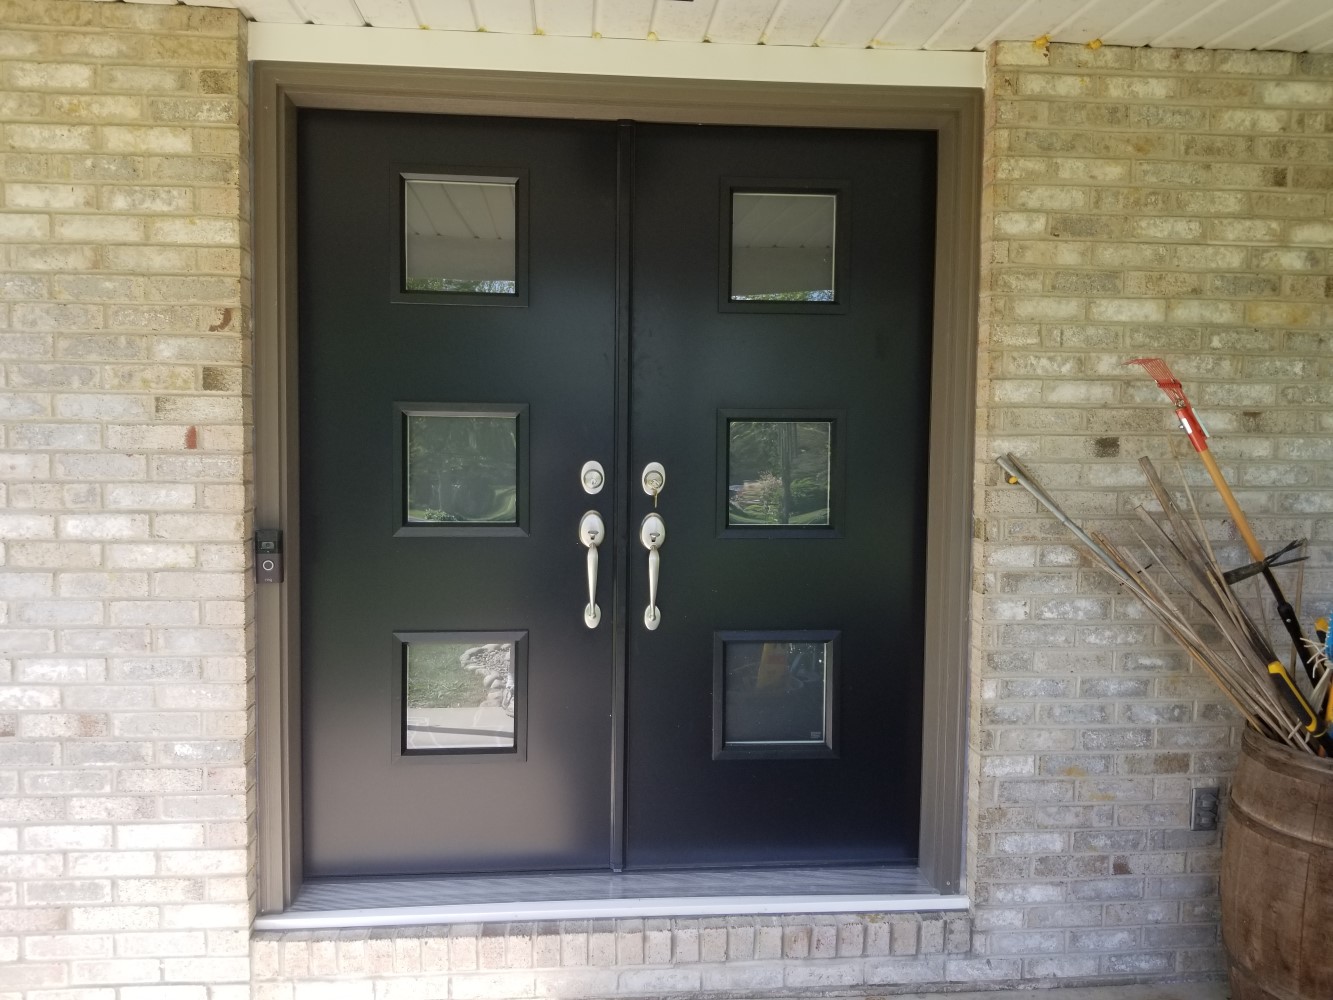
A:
1127;357;1319;689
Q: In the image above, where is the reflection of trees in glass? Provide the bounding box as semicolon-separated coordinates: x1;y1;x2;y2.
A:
728;421;831;526
406;277;516;295
408;415;517;523
406;643;514;714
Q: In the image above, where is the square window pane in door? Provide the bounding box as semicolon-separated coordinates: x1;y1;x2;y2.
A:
731;192;836;302
406;411;518;525
727;420;832;527
714;631;839;759
403;637;517;752
403;175;518;295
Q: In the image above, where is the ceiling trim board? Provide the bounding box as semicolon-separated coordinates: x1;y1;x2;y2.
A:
247;21;986;87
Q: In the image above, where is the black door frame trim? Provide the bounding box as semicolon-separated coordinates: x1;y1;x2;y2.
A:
253;61;981;914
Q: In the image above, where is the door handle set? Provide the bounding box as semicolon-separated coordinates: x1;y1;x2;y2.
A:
578;510;605;629
577;462;666;630
639;462;666;629
639;511;665;630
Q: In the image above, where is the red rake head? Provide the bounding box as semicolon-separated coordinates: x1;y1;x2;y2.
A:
1127;357;1210;452
1126;356;1189;409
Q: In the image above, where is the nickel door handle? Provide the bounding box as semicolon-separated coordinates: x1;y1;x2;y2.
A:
640;512;666;630
579;510;605;629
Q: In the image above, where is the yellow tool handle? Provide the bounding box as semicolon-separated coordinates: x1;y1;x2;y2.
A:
1268;661;1325;735
1197;449;1264;562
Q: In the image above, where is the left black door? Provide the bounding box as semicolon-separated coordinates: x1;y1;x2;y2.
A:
299;111;619;876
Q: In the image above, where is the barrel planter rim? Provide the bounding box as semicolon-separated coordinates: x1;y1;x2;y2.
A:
1224;726;1333;1000
1240;726;1333;779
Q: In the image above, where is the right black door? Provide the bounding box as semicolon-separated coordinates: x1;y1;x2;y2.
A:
625;123;936;868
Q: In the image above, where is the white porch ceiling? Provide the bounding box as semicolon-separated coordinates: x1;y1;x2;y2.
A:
133;0;1333;52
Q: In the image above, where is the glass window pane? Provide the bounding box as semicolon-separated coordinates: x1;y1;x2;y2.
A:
404;175;518;295
727;420;831;527
405;640;515;750
731;192;836;302
723;640;828;746
407;413;517;525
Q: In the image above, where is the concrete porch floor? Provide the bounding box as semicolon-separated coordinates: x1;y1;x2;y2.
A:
724;985;1228;1000
853;985;1227;999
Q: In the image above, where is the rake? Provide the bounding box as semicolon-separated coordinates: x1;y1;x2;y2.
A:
1126;357;1316;687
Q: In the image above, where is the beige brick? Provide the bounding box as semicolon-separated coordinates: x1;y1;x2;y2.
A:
47;94;143;121
53;214;145;242
102;126;193;155
1017;73;1094;97
55;31;144;58
1101;76;1177;99
1166;300;1244;325
6;123;97;151
148;218;240;245
9;541;101;568
13;243;97;270
1213;108;1289;132
0;215;51;242
105;246;195;273
8;60;95;90
1258;80;1333;104
1290;221;1333;245
5;182;96;210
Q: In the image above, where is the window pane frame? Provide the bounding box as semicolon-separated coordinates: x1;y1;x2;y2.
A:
716;409;845;539
712;630;840;761
393;402;530;537
393;630;529;760
391;165;530;308
718;177;850;315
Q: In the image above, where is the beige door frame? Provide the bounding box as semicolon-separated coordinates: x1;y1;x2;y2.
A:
252;61;982;914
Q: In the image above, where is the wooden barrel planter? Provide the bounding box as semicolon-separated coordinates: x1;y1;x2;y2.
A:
1222;728;1333;1000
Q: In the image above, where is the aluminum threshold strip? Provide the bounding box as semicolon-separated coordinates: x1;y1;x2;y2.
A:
255;893;970;930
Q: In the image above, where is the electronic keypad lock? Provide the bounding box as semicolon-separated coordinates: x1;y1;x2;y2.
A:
255;529;283;584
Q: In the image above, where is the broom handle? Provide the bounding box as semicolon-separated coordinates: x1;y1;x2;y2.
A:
1195;447;1264;561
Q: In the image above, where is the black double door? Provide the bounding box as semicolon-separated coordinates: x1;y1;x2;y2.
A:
299;111;935;877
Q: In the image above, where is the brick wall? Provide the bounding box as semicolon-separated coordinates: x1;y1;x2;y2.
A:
252;913;971;998
972;40;1333;982
0;1;252;995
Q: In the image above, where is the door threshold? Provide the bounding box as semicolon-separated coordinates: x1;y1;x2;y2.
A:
255;865;969;930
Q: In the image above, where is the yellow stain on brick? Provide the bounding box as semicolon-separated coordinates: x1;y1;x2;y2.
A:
1245;301;1321;326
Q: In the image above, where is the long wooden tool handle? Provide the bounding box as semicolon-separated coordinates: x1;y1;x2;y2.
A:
1196;448;1264;561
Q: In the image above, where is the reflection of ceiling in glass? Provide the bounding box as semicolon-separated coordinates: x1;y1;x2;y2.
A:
405;177;516;242
731;193;836;301
732;193;834;251
404;176;518;289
